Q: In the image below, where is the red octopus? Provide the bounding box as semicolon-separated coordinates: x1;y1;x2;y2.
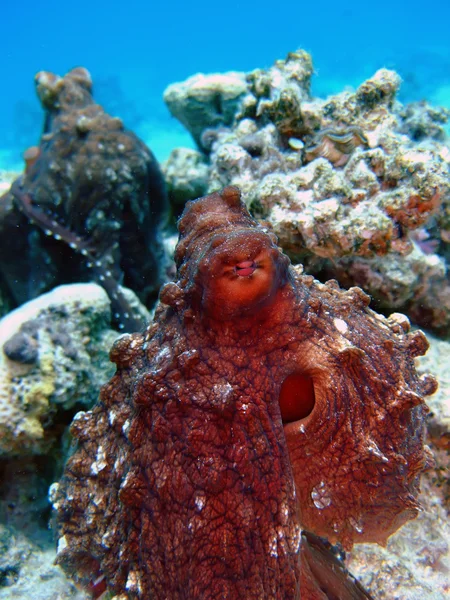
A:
52;186;436;599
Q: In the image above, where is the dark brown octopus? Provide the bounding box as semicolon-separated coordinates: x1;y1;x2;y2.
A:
53;186;436;599
0;67;167;331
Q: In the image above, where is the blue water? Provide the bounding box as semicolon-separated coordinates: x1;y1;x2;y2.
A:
2;0;450;169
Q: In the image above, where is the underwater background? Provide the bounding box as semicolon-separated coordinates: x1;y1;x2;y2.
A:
2;0;450;168
1;1;450;599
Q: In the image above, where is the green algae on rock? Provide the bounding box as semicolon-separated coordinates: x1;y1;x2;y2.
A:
0;284;148;456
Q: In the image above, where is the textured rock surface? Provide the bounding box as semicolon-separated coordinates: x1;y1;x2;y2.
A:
0;283;148;456
0;67;167;330
163;147;209;213
416;334;450;508
163;50;450;334
53;187;434;599
0;526;87;600
0;461;88;599
347;483;450;600
164;72;248;148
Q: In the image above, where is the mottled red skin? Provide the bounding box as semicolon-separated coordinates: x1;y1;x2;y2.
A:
54;187;436;598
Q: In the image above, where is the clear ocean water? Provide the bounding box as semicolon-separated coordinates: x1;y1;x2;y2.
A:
2;0;450;169
0;3;449;598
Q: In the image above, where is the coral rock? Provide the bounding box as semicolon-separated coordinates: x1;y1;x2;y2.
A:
162;147;209;211
0;283;143;456
54;187;434;599
163;49;450;334
164;72;248;148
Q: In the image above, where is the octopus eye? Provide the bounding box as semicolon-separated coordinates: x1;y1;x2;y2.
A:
279;372;316;423
210;234;227;249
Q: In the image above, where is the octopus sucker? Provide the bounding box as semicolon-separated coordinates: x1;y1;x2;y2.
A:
54;186;435;599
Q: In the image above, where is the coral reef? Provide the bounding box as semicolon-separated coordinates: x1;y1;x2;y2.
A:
0;531;87;600
53;187;435;599
163;147;209;213
0;458;89;599
0;283;147;456
163;50;450;334
398;101;450;142
415;334;450;508
164;72;248;149
0;67;168;331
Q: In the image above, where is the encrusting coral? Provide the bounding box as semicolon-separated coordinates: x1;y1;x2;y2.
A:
0;283;143;456
52;186;436;599
163;50;450;335
0;67;168;331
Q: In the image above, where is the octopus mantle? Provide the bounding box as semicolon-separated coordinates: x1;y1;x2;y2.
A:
53;186;436;599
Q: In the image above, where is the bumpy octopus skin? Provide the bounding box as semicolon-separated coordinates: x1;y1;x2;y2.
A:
53;186;436;599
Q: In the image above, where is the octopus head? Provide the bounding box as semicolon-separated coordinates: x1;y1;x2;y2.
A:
195;229;290;320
